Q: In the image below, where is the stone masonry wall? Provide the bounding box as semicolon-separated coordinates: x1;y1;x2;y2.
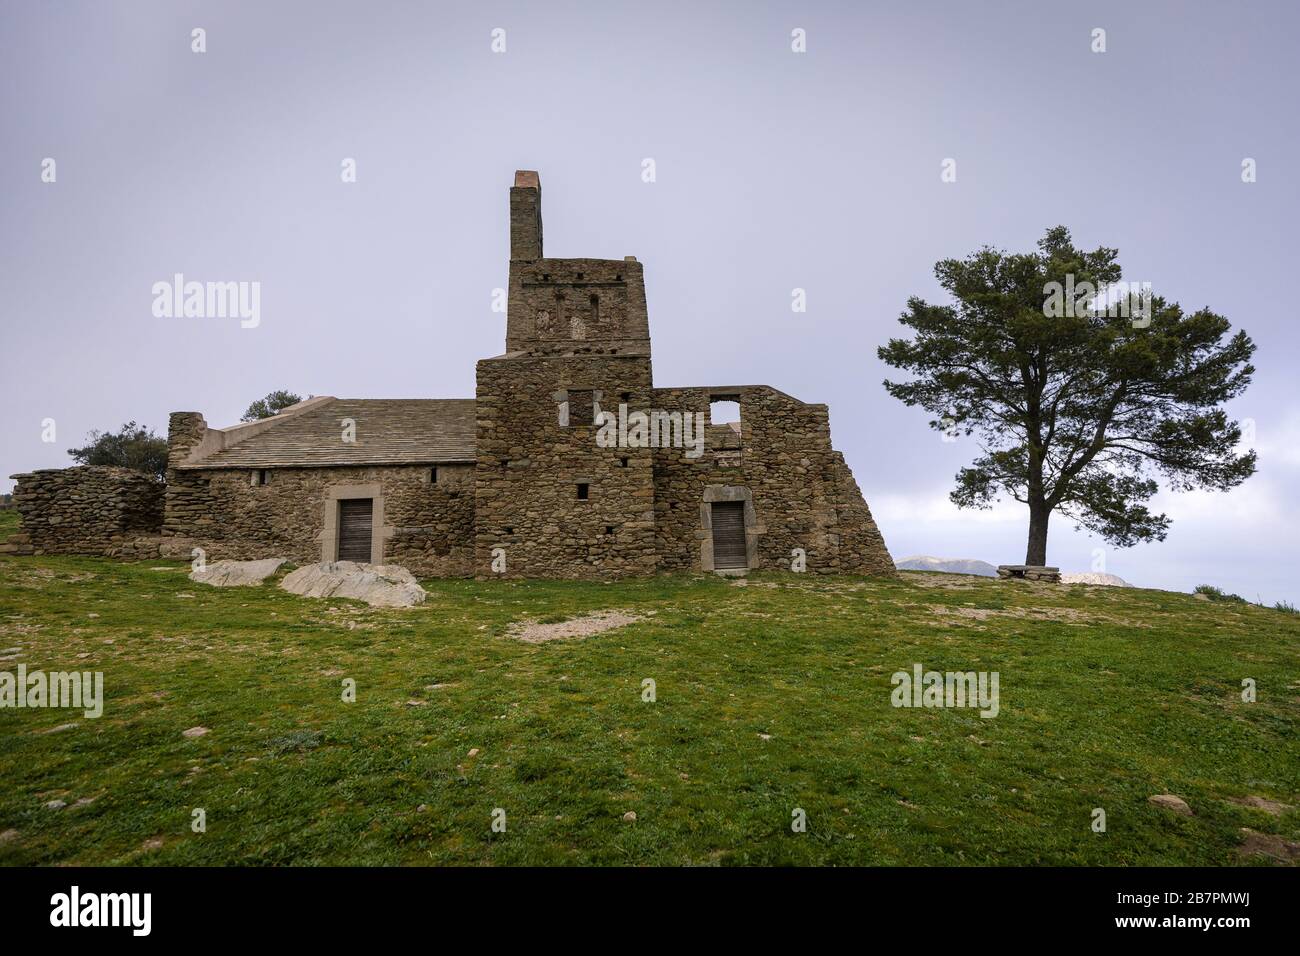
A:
3;466;164;557
163;464;475;577
650;385;894;575
473;352;658;578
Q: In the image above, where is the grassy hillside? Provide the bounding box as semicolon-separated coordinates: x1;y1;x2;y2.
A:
1;553;1297;866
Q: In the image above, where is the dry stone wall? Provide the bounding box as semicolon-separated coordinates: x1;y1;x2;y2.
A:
473;352;659;578
163;464;475;576
650;385;894;576
3;466;164;557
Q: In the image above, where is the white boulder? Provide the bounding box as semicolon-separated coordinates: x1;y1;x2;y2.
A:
190;558;286;587
279;561;426;608
1061;572;1132;587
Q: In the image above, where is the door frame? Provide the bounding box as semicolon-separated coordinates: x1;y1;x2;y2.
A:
698;485;761;572
320;483;389;564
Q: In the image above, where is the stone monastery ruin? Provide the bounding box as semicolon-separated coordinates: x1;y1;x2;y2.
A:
7;172;894;579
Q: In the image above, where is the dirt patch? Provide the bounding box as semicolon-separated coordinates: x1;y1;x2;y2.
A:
923;603;1151;628
7;567;97;588
1236;828;1300;863
506;610;645;644
905;573;988;591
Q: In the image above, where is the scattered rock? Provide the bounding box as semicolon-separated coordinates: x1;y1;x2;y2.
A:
1229;796;1292;816
182;726;210;738
1236;828;1300;863
41;723;79;735
73;797;95;807
758;733;772;741
406;700;428;707
1149;794;1193;815
280;562;427;608
416;804;428;813
43;800;67;811
467;748;480;758
190;558;286;587
87;613;99;619
623;811;637;822
0;829;18;844
141;837;164;851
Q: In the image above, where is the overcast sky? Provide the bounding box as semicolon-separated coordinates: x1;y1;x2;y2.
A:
2;1;1297;602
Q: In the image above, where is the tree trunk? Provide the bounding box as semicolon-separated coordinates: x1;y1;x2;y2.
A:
1025;502;1050;566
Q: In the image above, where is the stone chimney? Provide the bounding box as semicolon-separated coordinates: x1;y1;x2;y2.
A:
167;411;208;470
510;170;543;260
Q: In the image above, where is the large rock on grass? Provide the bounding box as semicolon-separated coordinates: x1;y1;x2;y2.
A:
279;562;426;608
190;558;286;587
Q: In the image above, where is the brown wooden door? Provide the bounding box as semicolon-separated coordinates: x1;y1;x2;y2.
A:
337;499;373;563
710;501;747;569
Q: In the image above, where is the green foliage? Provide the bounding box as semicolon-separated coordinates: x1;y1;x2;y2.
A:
879;227;1256;561
1274;601;1298;615
241;390;304;422
1194;584;1247;603
1;556;1297;866
66;421;168;480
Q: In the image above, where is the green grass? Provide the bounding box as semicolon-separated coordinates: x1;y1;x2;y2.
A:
1;554;1297;866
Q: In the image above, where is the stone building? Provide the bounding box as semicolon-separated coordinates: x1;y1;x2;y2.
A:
15;172;894;579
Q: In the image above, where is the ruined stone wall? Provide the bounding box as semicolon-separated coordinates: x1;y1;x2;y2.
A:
473;353;658;578
163;464;475;577
506;257;650;355
3;466;164;557
649;385;894;576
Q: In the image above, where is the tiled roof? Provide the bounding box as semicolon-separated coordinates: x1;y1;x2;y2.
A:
184;398;477;469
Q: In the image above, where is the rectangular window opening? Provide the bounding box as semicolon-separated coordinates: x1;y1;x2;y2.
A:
710;398;741;428
576;483;590;500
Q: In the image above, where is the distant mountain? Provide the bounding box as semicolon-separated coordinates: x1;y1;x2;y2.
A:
1060;572;1132;587
895;555;999;577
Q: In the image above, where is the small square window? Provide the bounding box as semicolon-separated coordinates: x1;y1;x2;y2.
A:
605;525;615;535
251;469;269;486
576;483;590;500
504;526;514;535
619;457;629;468
430;466;439;484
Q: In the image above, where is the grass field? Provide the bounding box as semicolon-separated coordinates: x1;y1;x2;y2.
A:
1;543;1297;866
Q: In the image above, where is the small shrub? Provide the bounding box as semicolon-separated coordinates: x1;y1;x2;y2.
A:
1274;600;1299;615
1194;584;1246;603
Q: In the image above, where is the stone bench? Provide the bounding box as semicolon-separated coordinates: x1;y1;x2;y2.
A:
997;564;1061;583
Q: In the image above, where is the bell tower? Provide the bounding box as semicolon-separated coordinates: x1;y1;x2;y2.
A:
474;171;658;577
504;171;651;357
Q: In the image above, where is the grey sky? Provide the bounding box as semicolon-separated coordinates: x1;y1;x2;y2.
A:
2;1;1297;601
